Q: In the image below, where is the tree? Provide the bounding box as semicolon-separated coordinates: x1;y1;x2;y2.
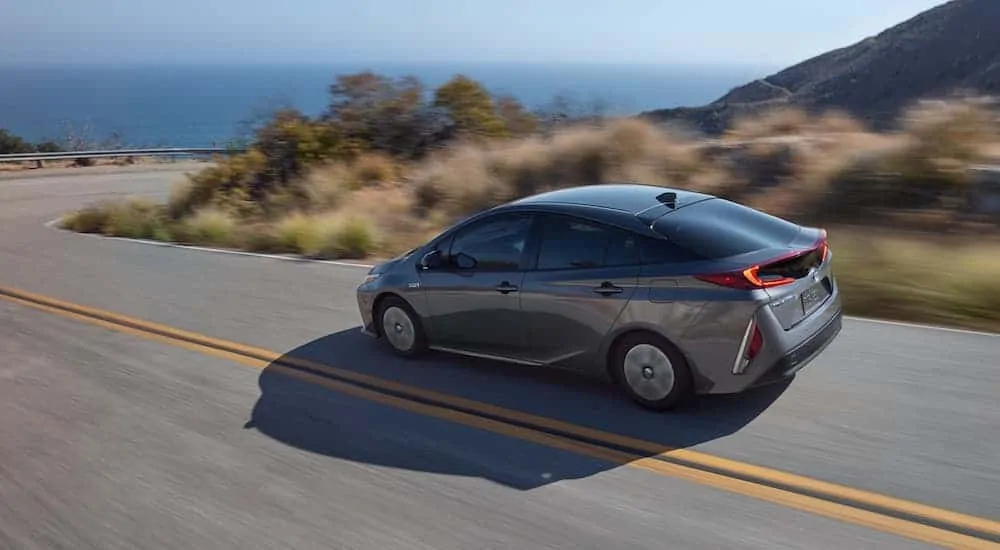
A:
326;72;447;158
0;129;35;154
34;140;64;153
433;75;509;140
252;108;351;193
495;95;539;137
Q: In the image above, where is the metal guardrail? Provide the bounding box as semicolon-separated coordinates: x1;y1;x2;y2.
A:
0;147;245;163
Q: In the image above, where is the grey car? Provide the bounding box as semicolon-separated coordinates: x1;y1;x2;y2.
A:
356;183;843;410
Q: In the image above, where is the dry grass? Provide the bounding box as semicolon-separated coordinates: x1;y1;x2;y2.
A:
272;212;377;259
176;208;236;246
62;197;165;239
830;229;1000;332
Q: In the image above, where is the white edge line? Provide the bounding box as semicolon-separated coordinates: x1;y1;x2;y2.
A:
45;217;998;337
44;217;376;269
843;316;998;337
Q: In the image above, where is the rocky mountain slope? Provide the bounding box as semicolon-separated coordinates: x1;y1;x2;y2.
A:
643;0;1000;134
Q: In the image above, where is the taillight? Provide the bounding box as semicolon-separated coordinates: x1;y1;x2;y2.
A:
817;228;829;262
699;229;829;290
696;266;796;290
743;265;797;288
695;272;761;290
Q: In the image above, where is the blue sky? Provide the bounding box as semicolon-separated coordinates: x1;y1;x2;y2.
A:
2;0;946;67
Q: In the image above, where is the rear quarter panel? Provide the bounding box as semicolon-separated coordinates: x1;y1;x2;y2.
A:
600;270;763;392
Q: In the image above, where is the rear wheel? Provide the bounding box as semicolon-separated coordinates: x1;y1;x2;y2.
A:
610;332;693;411
377;296;428;358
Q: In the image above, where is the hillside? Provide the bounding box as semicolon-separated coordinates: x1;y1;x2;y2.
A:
642;0;1000;134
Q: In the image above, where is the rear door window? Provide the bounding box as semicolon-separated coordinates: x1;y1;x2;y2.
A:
534;215;640;270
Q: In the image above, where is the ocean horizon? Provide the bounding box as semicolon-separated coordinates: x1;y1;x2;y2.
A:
0;62;772;148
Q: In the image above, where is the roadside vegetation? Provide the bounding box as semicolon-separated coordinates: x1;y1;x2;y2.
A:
59;71;1000;331
0;123;153;170
0;128;64;155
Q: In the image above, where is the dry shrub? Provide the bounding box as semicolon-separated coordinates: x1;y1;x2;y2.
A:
274;212;377;259
62;198;167;240
813;109;868;134
727;107;811;140
753;132;903;219
349;152;400;189
333;185;431;255
893;97;1000;181
168;150;267;219
810;96;1000;222
298;154;402;213
412;144;514;218
301;163;352;211
177;208;236;246
410;118;703;221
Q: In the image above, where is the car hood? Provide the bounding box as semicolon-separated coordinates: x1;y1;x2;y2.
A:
368;247;419;275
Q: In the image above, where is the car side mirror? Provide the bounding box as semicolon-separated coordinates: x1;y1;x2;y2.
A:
454;252;477;270
419;249;443;270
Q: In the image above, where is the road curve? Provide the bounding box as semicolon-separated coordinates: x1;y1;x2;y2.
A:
0;166;998;549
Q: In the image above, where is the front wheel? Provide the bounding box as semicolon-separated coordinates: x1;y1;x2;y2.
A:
610;332;693;411
377;296;428;358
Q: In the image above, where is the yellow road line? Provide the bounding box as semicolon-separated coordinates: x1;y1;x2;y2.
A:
1;284;997;549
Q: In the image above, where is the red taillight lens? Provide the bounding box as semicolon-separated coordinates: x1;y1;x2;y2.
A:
695;272;760;290
743;265;797;288
696;266;796;290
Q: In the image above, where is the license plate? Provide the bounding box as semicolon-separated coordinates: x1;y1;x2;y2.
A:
801;281;828;313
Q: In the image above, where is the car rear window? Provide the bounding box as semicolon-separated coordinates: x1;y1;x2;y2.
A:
651;198;802;259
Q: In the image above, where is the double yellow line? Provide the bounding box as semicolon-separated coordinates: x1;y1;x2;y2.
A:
1;284;997;549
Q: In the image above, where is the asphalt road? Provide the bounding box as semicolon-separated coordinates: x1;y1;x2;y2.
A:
0;165;998;549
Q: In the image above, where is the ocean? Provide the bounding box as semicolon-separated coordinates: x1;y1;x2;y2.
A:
0;63;769;148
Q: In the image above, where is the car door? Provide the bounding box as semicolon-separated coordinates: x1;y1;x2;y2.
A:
417;212;535;358
519;213;643;370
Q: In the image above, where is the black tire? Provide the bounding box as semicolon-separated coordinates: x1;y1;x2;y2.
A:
376;296;428;358
609;332;693;411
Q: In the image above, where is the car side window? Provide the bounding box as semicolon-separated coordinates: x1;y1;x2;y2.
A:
605;228;642;267
448;214;532;271
535;215;640;270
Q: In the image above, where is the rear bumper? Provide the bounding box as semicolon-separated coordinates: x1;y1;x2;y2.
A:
749;308;843;389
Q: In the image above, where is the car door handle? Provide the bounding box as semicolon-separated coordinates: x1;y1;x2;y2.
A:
593;282;623;296
495;281;519;294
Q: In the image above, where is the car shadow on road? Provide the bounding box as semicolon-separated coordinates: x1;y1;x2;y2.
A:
246;327;791;491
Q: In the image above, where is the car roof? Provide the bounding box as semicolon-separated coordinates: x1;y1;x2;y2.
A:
506;183;713;215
